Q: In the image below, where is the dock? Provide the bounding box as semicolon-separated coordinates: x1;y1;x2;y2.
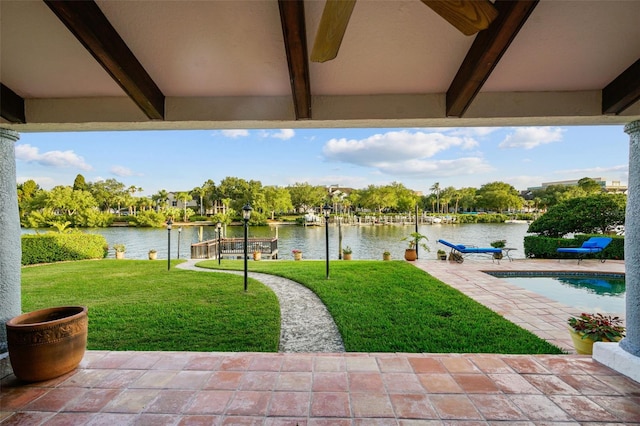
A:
190;237;278;260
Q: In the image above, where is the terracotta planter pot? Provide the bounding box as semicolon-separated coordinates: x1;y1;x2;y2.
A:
383;253;391;261
343;253;352;260
6;306;88;382
293;252;302;261
404;249;417;261
253;252;261;261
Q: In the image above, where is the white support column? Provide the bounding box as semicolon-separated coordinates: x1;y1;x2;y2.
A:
0;129;21;356
593;120;640;382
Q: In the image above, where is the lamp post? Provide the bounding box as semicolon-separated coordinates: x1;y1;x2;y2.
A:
166;218;173;271
415;204;419;260
323;204;332;279
242;204;252;292
216;221;222;265
177;227;182;259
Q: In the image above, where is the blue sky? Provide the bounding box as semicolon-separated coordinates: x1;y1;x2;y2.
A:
14;125;629;196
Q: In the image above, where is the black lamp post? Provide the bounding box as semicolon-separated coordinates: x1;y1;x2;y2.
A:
323;204;332;279
216;221;222;265
166;218;173;271
177;226;182;259
242;204;252;292
415;204;419;259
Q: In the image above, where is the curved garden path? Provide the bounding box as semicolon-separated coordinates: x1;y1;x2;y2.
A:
176;259;345;353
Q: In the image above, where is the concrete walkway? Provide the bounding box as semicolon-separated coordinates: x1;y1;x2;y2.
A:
176;260;344;353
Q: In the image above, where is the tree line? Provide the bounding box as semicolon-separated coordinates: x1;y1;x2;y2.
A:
16;174;618;228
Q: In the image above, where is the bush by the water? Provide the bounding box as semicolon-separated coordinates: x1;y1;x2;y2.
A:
528;194;625;238
22;232;108;265
456;213;509;223
524;234;624;260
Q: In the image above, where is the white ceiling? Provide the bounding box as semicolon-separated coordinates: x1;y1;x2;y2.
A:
1;0;639;131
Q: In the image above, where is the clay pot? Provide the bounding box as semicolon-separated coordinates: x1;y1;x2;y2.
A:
404;249;417;261
6;306;88;382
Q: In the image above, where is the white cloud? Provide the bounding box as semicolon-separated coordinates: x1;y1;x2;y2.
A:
321;130;485;178
272;129;295;140
499;127;564;149
15;144;92;171
374;157;493;177
110;166;141;177
221;129;249;138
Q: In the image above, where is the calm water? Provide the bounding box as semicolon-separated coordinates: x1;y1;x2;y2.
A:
493;274;625;313
23;222;531;261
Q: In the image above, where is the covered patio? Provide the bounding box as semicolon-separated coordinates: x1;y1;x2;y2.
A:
1;0;640;422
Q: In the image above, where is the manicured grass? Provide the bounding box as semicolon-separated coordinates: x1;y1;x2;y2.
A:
21;260;280;352
21;259;563;354
198;260;564;354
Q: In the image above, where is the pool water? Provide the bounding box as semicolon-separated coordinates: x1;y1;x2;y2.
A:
489;273;625;313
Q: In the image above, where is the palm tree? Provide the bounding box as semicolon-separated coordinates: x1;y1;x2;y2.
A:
154;190;169;212
191;185;207;216
430;182;441;214
176;192;192;221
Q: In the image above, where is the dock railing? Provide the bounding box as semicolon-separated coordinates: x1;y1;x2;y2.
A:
191;237;278;260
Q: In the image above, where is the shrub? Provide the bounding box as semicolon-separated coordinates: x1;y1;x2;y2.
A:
131;210;166;227
524;234;624;260
528;194;625;237
22;232;108;265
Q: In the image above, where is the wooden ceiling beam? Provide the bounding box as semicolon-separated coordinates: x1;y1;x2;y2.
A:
278;0;312;119
446;0;539;117
602;59;640;115
44;0;165;120
1;83;26;123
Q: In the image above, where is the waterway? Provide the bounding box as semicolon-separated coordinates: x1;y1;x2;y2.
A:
23;222;532;261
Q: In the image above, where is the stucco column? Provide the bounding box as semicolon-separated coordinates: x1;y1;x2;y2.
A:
0;129;21;355
621;120;640;356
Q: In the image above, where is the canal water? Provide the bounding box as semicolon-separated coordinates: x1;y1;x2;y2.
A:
24;222;532;261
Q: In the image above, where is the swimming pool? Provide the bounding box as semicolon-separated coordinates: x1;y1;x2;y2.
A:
487;272;625;313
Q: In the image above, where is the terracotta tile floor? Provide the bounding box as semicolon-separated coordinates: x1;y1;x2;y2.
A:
2;258;639;425
2;351;640;424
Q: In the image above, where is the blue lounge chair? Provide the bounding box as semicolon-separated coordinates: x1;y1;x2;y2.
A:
437;239;502;263
556;236;612;264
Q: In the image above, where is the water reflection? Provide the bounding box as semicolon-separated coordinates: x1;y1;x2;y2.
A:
24;222;532;261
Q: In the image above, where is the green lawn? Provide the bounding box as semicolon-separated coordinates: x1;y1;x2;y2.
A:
198;260;562;354
21;260;280;352
21;259;563;354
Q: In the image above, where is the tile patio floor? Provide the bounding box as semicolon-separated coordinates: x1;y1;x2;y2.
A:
2;258;639;425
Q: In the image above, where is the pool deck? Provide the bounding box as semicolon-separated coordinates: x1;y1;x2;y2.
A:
412;257;626;353
2;258;639;425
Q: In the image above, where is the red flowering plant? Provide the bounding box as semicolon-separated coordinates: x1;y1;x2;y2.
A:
568;313;625;342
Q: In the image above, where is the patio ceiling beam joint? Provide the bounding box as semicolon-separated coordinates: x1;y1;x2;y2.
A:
43;0;165;120
445;0;539;118
0;84;26;124
278;0;312;120
602;59;640;115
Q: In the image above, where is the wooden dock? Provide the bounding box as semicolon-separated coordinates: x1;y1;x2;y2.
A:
191;237;278;260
